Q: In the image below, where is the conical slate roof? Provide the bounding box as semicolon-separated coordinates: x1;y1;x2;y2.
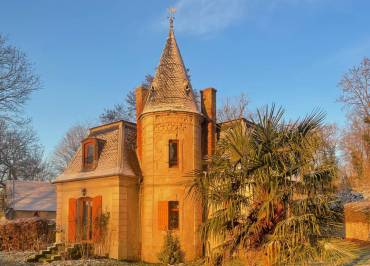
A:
141;23;199;115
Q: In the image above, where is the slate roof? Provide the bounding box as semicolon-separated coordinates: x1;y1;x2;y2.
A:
55;120;141;183
4;180;56;212
141;22;199;115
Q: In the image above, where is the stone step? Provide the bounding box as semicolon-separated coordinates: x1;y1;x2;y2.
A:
38;257;49;263
25;243;66;263
40;249;51;256
55;242;65;248
26;254;38;263
51;254;62;261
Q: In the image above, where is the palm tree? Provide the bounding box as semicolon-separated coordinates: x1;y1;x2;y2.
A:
189;105;340;265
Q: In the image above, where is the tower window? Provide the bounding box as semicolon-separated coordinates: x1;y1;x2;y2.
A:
169;140;179;167
168;201;179;230
158;201;179;231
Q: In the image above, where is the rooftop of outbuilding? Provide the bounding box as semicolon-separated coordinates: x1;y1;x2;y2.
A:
3;180;56;212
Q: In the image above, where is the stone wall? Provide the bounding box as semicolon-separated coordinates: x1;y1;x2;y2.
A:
13;210;55;220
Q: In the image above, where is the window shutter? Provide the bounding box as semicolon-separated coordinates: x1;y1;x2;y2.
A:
68;198;77;243
158;201;169;231
92;195;102;242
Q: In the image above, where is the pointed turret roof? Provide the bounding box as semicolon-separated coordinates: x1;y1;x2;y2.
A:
141;17;199;115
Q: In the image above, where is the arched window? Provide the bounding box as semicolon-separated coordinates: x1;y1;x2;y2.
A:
82;138;99;171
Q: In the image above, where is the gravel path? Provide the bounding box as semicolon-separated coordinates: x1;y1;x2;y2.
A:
0;252;154;266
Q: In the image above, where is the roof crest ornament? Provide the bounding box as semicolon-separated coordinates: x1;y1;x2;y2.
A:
168;7;176;31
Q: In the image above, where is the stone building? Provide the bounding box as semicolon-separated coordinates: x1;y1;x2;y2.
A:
55;17;218;262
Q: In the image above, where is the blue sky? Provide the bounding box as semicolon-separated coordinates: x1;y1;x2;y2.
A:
1;0;369;155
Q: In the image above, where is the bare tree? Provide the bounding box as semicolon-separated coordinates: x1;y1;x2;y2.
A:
0;120;50;181
50;124;88;175
0;34;50;181
338;57;370;122
141;74;154;89
0;34;40;122
99;103;131;124
217;93;249;122
338;57;370;184
340;114;369;181
99;75;154;124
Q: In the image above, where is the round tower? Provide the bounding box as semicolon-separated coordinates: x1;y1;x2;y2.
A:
136;17;203;262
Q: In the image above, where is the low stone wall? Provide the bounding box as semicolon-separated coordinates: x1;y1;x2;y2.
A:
0;217;55;251
344;200;370;241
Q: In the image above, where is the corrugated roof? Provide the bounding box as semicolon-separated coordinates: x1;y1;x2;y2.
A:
5;180;56;212
141;23;199;115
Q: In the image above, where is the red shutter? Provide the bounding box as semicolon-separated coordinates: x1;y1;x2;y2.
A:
68;198;77;243
92;195;102;242
158;201;169;231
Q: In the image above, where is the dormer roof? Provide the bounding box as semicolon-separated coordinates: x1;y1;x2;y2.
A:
54;121;140;183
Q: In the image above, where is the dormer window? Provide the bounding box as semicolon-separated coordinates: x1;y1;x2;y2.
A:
85;143;94;165
82;138;98;171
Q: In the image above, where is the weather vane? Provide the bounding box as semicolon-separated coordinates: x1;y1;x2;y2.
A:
168;7;176;30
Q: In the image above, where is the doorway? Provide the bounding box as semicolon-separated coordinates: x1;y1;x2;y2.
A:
77;197;93;242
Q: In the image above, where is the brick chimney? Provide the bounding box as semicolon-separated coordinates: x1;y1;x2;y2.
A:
135;86;148;162
200;87;217;158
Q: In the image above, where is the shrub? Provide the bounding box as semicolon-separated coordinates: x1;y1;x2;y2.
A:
0;217;55;251
158;231;183;265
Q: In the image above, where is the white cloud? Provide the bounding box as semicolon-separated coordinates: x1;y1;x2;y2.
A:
171;0;247;35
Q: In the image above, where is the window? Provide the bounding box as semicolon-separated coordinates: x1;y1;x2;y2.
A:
169;140;179;167
158;201;179;231
168;201;179;230
82;138;98;170
85;143;94;165
68;196;102;243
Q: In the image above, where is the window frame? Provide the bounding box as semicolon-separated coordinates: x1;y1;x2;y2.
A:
168;201;179;230
76;197;93;242
168;139;179;168
158;200;180;231
82;138;99;171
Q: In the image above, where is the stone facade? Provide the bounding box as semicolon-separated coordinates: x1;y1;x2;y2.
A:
139;111;203;261
55;20;217;263
55;175;139;260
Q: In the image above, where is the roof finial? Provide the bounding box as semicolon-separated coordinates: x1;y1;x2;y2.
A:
167;7;176;31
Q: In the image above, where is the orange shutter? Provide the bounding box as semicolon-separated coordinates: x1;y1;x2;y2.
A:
158;201;169;231
92;195;102;242
68;198;77;243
